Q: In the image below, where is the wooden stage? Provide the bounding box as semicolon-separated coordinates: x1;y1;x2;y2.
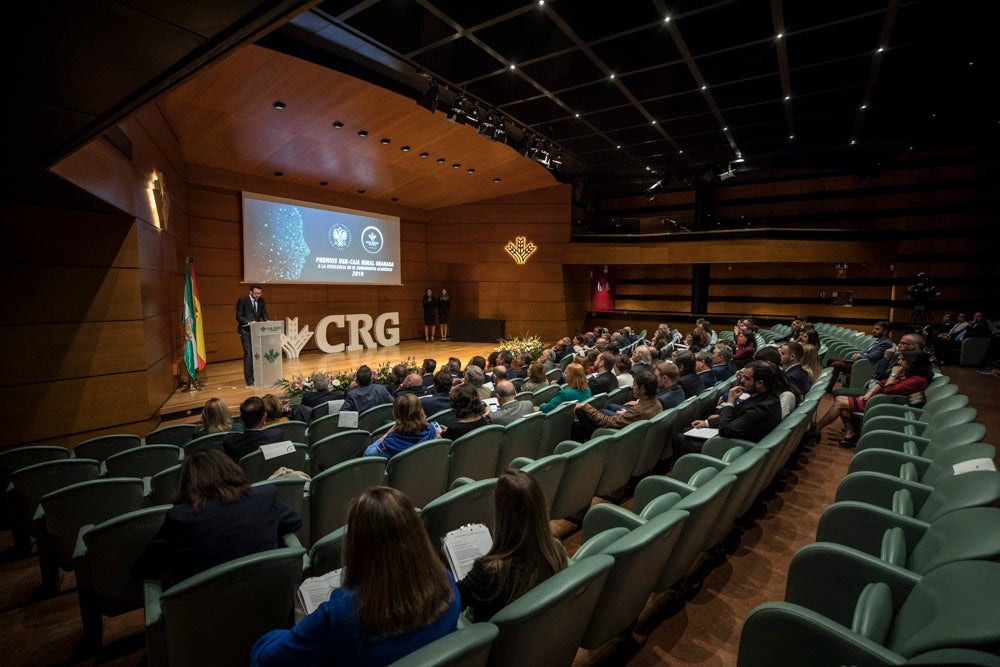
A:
158;339;499;424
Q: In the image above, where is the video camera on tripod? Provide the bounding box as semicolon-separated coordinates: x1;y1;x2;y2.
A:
906;272;940;304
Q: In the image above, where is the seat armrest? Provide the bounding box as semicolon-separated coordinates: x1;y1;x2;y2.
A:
847;450;931;478
862;416;928;436
553;442;581;455
856;430;929;454
816;501;928;555
835;472;934;508
143;579;164;628
634;476;693;511
672;454;728;481
702;436;754;460
572;526;630;562
73;524;96;561
508;457;535;469
580;504;643;542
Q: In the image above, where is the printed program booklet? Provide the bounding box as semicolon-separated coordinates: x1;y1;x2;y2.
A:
442;523;492;581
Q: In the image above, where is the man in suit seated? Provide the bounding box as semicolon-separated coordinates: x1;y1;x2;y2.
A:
779;341;812;394
301;372;345;408
486;380;535;426
672;360;782;462
420;358;437;393
420;370;456;416
674;351;705;398
711;345;734;383
588;352;618;396
394;373;426;397
223;396;286;463
343;365;393;414
694;350;717;388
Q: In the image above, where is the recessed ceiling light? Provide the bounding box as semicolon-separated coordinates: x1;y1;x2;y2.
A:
401;145;411;152
493;178;501;183
701;85;707;91
789;135;795;140
651;120;657;125
273;171;284;176
419;152;429;158
391;197;399;202
616;145;621;149
860;104;867;110
437;158;445;163
575;113;580;117
733;156;744;163
678;150;684;154
784;95;791;101
877;47;885;53
609;73;616;80
380;138;391;144
319;181;328;186
510;64;516;70
331;121;343;128
776;32;783;39
272;101;286;110
850;139;857;145
663;16;671;23
358;130;368;137
452;163;461;168
722;126;728;131
645;166;651;171
467;168;475;173
357;189;366;194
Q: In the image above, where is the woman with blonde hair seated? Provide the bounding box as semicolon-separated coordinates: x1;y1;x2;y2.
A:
457;469;567;621
536;363;591;413
251;487;459;666
189;397;242;441
364;393;442;459
799;343;823;384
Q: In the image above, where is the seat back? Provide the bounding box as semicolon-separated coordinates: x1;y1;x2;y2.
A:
669;397;702;452
550;437;611;520
546;368;564;383
10;458;101;540
488;554;614;667
448;426;504;485
496;412;544;475
579;510;688;649
632;408;678;476
917;470;1000;523
428;408;458;429
920;442;997;487
582;392;608;411
308;430;370;475
385;439;451;508
309;458;386;543
530;384;559;406
73;434;142;462
537;401;578;458
306;413;349;446
607;385;633;404
183;432;227;456
252;476;308;518
387;622;498;667
264;420;307;444
39;477;146;568
144;425;197;446
421;478;497;549
959;337;991;366
920;407;979;443
515;455;566;516
847;358;874;391
358;403;394;433
908;507;1000;574
308;401;330;421
150;464;182;506
696;387;720;420
238;443;307;483
0;446;69;527
104;445;182;479
595;420;649;498
308;526;345;577
150;548;305;667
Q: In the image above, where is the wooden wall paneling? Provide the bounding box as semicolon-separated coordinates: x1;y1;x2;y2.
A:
6;207;138;268
190;217;242;249
50;138;143;218
191;247;242;277
188;186;241;222
7;265;144;324
142;311;177;369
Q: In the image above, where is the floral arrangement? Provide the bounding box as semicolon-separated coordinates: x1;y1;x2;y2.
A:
275;357;421;400
496;334;546;361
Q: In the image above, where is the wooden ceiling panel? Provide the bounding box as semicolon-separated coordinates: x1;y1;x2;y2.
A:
159;46;556;208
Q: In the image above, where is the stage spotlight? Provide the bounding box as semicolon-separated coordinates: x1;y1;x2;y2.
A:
418;81;439;113
446;95;466;124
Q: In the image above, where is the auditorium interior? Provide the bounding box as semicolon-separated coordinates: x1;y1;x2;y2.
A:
2;1;999;665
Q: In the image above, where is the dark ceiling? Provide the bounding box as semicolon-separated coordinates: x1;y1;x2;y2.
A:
263;0;997;193
3;0;995;208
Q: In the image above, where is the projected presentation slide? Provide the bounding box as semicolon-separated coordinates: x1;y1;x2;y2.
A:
242;192;402;285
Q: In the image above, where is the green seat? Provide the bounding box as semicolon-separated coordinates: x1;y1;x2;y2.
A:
487;554;614;667
238;443;307;483
144;547;306;667
73;434;142;462
8;458;100;554
385;439;451;508
607;385;633;404
448;425;503;485
855;421;986;457
816;503;1000;574
862;392;968;425
530;384;559;407
144;424;197;446
0;445;69;531
860;406;977;439
305;413;349;446
575;509;688;649
696;387;720;420
632;406;679;477
545;367;563;383
103;444;182;479
496;412;544;475
183;432;227;456
673;446;771;539
582;392;608;410
369;422;393;441
428;408;458;429
308;429;370;476
308;525;345;577
35;477;145;593
358;402;394;433
509;454;566;516
308;457;385;545
847;441;996;487
387;622;498;667
421;478;497;549
834;470;1000;523
74;504;169;648
550;437;610;520
845;357;874;391
263;420;307;444
593;420;649;499
738;554;1000;666
537;400;577;459
307;401;331;421
149;464;181;506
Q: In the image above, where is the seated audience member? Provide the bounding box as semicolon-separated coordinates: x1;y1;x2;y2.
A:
825;321;893;391
799;343;823;385
364;394;442;459
394;373;426;397
676;361;782;460
517;352;534;378
574;367;663;440
587;352;618;396
572;335;587;355
457;470;567;621
464;364;492;400
343;365;394;414
539;349;558;373
753;357;802;418
732;323;758;367
251;487;459;667
653;360;685;410
189;397;242;441
779;340;812;394
132;450;301;587
262;394;290;426
420;370;456;416
468;356;487;373
223;396;286;462
584;348;600;374
694;350;717;387
674;351;706;398
442;383;488;440
613;354;634;388
941;311;992;364
711;346;734;383
301;372;344;408
697;318;718;345
773;316;806;343
487;380;535;426
490;365;508;384
631;345;654;373
420;358;437;392
520;361;550;394
447;357;463;379
798;326;820;347
816;350;933;447
537;363;592;414
387;364;409;395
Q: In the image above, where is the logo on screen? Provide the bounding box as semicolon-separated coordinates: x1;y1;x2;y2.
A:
361;226;384;254
329;225;352;250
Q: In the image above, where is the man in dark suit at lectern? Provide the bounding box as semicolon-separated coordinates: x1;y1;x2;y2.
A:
236;284;268;387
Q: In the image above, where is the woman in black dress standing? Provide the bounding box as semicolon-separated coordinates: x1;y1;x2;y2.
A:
422;288;437;342
438;288;451;341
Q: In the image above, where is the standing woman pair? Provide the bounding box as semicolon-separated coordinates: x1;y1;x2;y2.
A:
422;288;451;342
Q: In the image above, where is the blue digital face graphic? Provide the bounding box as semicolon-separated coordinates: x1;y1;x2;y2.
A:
250;204;311;280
